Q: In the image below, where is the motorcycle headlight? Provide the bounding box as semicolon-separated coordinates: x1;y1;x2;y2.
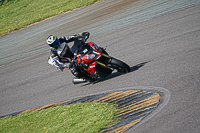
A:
87;54;97;59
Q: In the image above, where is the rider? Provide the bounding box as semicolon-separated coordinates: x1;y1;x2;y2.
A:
46;32;90;80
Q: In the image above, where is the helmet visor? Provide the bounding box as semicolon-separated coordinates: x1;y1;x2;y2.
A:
51;39;59;48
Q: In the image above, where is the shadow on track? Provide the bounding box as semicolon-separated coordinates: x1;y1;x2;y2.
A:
81;61;149;86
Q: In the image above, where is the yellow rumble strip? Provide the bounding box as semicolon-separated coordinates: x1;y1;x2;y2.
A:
1;89;161;132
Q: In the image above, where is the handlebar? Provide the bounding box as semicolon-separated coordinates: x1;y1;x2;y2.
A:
82;32;90;42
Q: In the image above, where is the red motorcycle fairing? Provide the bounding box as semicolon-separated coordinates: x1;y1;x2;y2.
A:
75;42;103;75
87;42;101;53
85;62;96;74
76;56;97;74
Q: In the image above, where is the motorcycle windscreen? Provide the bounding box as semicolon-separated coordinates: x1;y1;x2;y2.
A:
71;39;85;52
71;40;92;54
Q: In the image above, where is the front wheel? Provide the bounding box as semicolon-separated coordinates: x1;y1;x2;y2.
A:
110;58;131;73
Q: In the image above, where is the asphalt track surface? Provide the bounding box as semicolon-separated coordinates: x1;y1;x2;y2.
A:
0;0;200;132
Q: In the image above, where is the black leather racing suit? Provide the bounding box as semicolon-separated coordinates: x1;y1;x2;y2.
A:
48;32;90;79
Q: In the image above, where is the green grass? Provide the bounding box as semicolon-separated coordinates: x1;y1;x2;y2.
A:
0;102;119;133
0;0;100;36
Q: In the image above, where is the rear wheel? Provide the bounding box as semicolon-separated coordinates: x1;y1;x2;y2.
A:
110;58;130;73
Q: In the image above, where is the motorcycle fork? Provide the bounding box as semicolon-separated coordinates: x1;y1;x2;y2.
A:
95;53;112;67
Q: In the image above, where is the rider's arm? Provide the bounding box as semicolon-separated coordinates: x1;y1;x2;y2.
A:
59;32;90;43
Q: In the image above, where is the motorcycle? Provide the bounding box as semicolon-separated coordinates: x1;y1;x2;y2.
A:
62;33;131;84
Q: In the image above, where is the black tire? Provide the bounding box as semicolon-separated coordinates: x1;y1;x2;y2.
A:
110;58;131;73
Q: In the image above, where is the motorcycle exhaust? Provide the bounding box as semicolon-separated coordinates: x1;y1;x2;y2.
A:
72;78;87;84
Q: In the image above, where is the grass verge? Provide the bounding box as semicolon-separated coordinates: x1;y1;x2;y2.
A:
0;102;119;133
0;0;100;36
